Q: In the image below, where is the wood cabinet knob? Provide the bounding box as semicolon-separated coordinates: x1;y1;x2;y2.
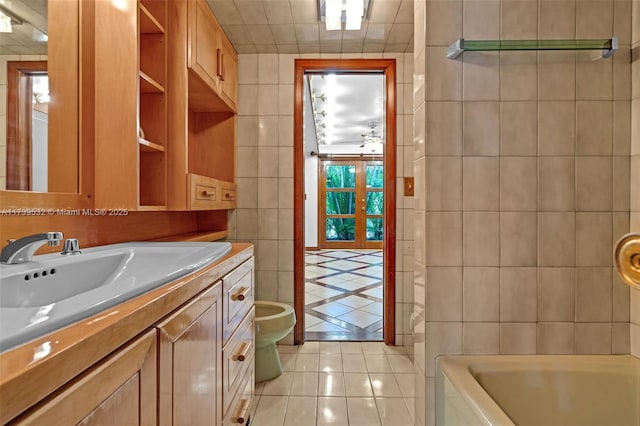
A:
201;190;215;197
231;286;250;301
233;398;251;424
234;342;250;362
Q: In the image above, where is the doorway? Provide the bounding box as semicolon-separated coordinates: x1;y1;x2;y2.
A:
319;159;384;249
6;61;49;191
293;59;397;345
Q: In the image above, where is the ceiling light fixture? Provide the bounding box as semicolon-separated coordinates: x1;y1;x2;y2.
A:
0;5;24;33
0;12;11;32
345;0;364;30
318;0;371;31
360;122;383;147
325;0;342;31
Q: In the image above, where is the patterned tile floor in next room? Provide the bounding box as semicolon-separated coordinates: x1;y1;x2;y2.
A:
304;250;383;341
252;342;415;426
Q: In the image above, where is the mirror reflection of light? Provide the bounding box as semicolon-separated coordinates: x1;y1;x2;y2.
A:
323;407;335;420
86;310;120;325
33;342;51;362
29;304;53;326
193;372;212;394
32;29;47;42
111;0;129;12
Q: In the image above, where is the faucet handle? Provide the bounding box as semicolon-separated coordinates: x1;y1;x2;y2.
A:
47;232;64;247
61;238;81;255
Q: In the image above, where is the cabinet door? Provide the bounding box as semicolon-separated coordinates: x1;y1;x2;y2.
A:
12;331;157;426
157;283;223;426
187;0;221;93
218;36;238;110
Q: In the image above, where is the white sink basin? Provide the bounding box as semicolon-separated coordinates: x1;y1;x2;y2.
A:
0;242;232;352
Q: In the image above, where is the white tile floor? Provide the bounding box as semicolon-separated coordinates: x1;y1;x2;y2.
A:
252;342;415;426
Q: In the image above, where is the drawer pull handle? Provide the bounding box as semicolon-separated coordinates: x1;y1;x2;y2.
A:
234;342;250;362
225;192;234;200
201;190;215;197
234;398;251;424
231;286;250;301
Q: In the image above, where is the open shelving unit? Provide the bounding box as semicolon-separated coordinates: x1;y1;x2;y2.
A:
138;0;168;209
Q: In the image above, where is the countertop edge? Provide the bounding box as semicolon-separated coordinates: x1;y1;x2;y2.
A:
0;242;253;424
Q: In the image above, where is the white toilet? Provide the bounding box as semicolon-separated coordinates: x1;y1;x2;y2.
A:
254;301;296;382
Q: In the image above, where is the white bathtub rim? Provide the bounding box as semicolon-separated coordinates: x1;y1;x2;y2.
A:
437;354;640;426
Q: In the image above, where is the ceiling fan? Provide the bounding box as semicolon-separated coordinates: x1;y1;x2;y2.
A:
360;122;383;147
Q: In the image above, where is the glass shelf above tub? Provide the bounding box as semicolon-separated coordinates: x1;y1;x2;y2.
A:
446;37;618;59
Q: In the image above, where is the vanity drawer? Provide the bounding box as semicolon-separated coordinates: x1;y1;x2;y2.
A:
223;368;254;425
188;173;219;210
222;308;254;417
195;184;218;201
220;184;237;209
222;257;254;342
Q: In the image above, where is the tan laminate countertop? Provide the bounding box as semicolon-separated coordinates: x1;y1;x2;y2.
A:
0;242;253;424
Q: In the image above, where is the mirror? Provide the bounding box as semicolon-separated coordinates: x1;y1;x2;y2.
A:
0;0;79;193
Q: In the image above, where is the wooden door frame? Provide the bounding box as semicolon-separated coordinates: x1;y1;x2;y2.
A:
293;59;397;345
318;158;384;250
5;61;47;191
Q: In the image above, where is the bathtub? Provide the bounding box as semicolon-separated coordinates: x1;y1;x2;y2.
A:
436;355;640;426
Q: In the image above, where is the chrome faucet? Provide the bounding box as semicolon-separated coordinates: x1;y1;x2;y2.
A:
0;232;64;264
60;238;81;256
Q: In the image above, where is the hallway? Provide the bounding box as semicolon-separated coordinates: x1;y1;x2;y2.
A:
305;250;383;341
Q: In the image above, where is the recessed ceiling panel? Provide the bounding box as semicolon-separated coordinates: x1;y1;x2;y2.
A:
206;0;413;54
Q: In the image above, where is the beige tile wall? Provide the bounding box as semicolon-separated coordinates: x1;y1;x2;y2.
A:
414;0;633;421
631;0;640;358
230;53;415;347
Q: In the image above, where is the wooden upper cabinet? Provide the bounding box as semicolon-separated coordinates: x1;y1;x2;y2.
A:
157;284;222;426
91;0;237;212
218;36;238;110
186;0;237;113
187;0;220;91
12;331;157;426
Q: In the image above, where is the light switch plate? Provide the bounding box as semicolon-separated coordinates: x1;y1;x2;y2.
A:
404;177;414;196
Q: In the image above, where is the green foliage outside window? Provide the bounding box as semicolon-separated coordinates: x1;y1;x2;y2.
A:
324;163;384;242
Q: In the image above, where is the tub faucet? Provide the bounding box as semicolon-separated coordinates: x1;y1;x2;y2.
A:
0;232;64;264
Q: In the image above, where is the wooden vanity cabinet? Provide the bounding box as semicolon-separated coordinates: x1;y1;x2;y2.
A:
1;247;255;426
11;331;157;425
157;284;222;426
221;258;256;425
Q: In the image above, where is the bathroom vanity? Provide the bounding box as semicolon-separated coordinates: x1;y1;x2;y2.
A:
0;243;254;425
